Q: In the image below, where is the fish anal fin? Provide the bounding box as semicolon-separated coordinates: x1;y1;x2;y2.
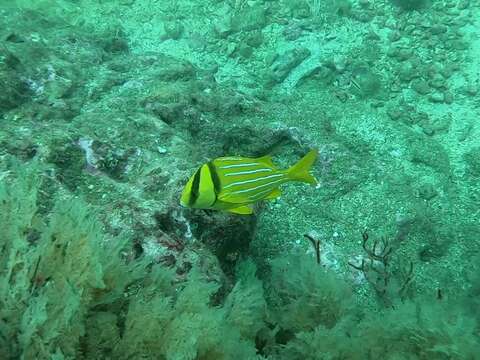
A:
227;205;253;215
264;188;282;200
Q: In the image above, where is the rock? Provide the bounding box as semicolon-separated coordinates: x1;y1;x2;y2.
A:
231;5;266;32
411;79;430;95
388;30;402;42
352;66;382;99
237;43;253;59
429;74;446;89
152;56;196;82
185;210;257;275
430;25;447;35
398;62;418;82
266;47;311;86
0;49;30;113
397;48;413;61
163;21;184;40
246;31;264;48
418;183;438;200
214;16;233;38
463;84;478;96
391;0;429;11
443;91;454;104
419;115;451;135
457;0;469;10
419;244;445;262
464;146;480;177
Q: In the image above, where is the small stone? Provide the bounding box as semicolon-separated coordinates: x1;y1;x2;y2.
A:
411;111;429;125
164;21;184;40
387;107;403;120
464;84;478;96
404;25;415;34
267;47;311;85
430;25;447;35
418;183;438;200
226;43;236;57
5;33;25;43
371;100;385;108
389;82;402;93
443;91;454;104
366;30;380;41
157;146;168;154
419;245;445;262
428;62;442;73
283;24;303;41
246;31;263;48
420;115;451;135
397;48;413;61
411;79;430;95
231;6;266;32
420;122;435;136
214;16;233;38
458;0;469;10
387;46;399;58
451;40;468;50
398;62;417;82
429;92;445;103
238;44;253;58
388;30;401;42
429;74;446;89
333;55;348;73
439;64;455;79
355;11;374;23
385;18;397;29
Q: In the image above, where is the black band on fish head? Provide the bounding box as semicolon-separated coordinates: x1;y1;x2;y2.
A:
206;161;221;199
189;167;202;206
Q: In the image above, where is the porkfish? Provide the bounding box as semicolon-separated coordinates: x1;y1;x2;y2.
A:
180;149;318;215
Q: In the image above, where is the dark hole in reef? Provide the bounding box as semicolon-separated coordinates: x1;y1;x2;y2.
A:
154;210;189;238
390;0;430;11
25;228;41;244
132;239;144;258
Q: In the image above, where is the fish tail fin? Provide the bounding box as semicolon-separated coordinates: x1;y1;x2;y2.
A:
287;149;318;185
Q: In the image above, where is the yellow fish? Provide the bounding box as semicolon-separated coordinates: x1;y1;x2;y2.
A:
180;149;318;214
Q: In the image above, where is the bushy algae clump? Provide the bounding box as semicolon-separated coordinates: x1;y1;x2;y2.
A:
1;159;479;359
0;159;262;359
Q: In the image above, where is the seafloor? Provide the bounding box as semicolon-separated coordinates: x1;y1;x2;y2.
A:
1;0;480;359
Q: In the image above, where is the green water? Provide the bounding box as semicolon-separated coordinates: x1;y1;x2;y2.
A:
1;0;479;359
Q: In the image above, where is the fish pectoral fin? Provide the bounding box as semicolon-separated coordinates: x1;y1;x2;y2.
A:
218;192;248;204
227;205;254;215
264;188;282;200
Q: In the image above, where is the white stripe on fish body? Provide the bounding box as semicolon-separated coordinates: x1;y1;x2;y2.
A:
248;187;276;200
218;157;246;161
224;168;273;176
228;178;285;194
223;173;284;189
218;162;262;169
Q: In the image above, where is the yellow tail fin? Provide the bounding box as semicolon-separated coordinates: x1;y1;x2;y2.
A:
287;149;318;185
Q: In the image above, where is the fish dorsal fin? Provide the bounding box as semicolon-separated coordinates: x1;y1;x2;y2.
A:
227;205;253;215
256;154;276;168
